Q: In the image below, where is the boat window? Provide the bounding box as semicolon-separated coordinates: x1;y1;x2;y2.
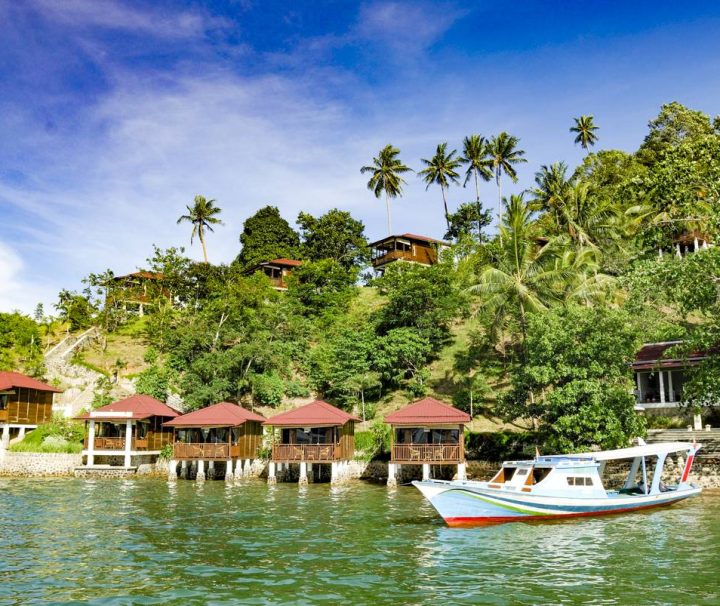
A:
516;468;528;476
532;468;552;484
566;476;594;486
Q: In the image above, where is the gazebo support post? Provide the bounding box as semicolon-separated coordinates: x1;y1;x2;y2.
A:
180;460;188;479
168;459;177;481
268;461;277;485
225;459;234;482
331;461;339;485
387;462;397;487
123;419;132;468
299;461;308;486
244;458;252;477
196;459;206;482
86;420;96;466
422;463;431;481
208;460;215;479
457;462;467;481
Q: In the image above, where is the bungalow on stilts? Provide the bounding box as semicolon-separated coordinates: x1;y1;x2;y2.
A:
0;371;62;449
76;395;179;471
263;400;359;485
385;397;470;487
163;402;265;482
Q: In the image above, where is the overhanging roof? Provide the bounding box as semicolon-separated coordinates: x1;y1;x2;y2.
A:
165;402;265;427
264;400;359;427
76;394;180;421
0;371;62;393
385;397;470;425
369;233;448;247
632;341;709;370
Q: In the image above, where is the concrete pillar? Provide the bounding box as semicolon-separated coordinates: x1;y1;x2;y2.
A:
180;460;188;479
457;462;467;481
299;461;308;486
694;237;699;252
244;458;252;477
307;463;314;483
668;371;675;403
168;459;177;481
18;427;26;439
234;459;243;478
659;371;666;405
387;462;397;487
694;413;703;431
331;461;339;484
124;419;132;468
422;463;431;481
87;420;96;466
208;460;216;479
197;459;206;482
268;461;277;485
225;459;234;482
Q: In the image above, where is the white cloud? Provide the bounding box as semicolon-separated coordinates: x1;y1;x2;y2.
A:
0;242;55;314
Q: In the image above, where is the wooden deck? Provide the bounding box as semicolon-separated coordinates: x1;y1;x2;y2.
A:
392;444;462;463
272;443;342;462
84;437;150;451
173;443;241;460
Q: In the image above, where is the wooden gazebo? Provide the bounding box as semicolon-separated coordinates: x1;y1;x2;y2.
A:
0;371;62;447
76;395;179;468
164;402;265;481
385;397;470;486
263;400;359;485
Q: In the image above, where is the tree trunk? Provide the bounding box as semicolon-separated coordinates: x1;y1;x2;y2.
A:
474;171;483;241
385;191;392;235
361;389;366;423
199;226;209;264
442;186;450;231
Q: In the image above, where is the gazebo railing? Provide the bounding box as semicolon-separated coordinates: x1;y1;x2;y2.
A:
392;444;462;463
172;443;239;460
84;437;148;451
272;443;341;462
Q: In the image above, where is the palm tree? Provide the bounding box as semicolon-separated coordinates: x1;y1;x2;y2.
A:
486;133;527;225
418;142;462;230
529;162;571;231
460;134;493;239
360;145;412;235
570;115;599;149
177;195;224;263
469;194;573;351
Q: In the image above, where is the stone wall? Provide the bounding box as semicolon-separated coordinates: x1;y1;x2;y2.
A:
0;451;82;477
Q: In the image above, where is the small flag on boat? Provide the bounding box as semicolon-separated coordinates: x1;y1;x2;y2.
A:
535;446;540;458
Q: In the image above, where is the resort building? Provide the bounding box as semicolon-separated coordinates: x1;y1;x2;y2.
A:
106;271;167;316
385;397;471;487
658;231;711;259
263;400;359;485
369;233;448;274
76;395;179;468
0;371;62;448
245;258;302;290
632;341;714;429
163;402;265;481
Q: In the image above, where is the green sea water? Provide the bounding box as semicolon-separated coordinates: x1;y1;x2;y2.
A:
1;478;718;605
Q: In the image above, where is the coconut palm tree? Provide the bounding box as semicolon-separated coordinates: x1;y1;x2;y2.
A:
570;115;599;149
177;195;224;263
418;142;462;230
469;194;573;351
460;134;493;239
360;145;412;235
486;133;527;225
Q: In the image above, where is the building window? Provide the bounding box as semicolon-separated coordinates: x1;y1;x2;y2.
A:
0;394;7;410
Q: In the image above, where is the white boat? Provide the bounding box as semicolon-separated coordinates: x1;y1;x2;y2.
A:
413;441;701;526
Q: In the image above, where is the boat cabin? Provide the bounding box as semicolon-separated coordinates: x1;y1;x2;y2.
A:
0;371;62;447
263;400;359;485
632;341;714;429
369;233;447;273
245;258;302;290
481;442;699;499
76;395;179;468
163;402;265;481
385;397;470;486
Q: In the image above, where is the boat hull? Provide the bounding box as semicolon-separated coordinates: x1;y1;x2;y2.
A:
413;481;701;526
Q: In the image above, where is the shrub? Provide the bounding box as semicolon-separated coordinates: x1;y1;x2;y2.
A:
9;415;85;454
251;373;285;407
464;431;536;462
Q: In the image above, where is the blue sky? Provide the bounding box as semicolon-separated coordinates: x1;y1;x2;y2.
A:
2;0;720;313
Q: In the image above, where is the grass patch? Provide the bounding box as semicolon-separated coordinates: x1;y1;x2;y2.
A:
9;416;85;454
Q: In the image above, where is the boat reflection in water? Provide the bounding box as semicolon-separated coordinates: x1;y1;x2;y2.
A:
413;442;702;526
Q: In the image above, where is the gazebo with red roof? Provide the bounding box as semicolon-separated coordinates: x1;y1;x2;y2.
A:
263;400;359;485
0;371;63;447
384;397;471;486
164;402;265;481
245;258;303;290
75;394;180;468
368;233;448;273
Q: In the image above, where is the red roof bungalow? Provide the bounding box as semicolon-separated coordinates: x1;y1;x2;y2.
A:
369;233;448;273
263;400;359;484
385;397;470;485
245;258;302;290
658;231;712;259
0;371;62;446
76;395;179;468
106;270;169;316
164;402;265;481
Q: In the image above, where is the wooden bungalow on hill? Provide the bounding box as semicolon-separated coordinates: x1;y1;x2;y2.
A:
385;397;471;486
658;231;712;259
245;258;302;290
369;233;448;274
76;395;179;468
164;402;265;481
632;341;716;430
263;400;359;485
0;371;62;447
105;271;167;316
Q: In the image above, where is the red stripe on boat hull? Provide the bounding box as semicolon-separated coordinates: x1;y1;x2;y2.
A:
444;500;678;527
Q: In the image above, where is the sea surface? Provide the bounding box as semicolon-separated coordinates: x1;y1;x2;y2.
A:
1;478;718;605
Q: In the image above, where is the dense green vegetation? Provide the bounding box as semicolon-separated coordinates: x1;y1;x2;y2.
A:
6;102;720;454
9;416;85;454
